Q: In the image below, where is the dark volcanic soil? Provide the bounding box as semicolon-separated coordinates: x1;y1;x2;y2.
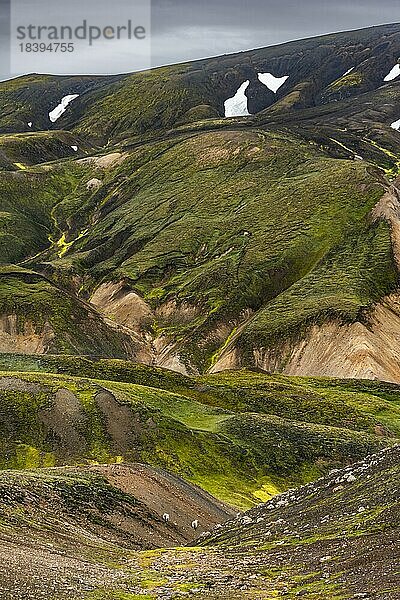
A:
0;447;398;599
0;463;234;599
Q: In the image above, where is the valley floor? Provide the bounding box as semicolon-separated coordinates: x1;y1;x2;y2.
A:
1;495;398;600
2;533;398;600
0;446;398;600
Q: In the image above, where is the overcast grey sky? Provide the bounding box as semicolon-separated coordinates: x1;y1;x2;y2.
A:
0;0;399;78
151;0;400;66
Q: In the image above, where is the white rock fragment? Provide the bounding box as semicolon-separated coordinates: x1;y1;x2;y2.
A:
224;81;250;117
86;178;102;191
71;145;78;152
333;485;344;492
27;122;32;128
49;94;79;123
275;499;289;508
199;531;211;538
384;64;400;82
320;555;332;563
258;72;289;93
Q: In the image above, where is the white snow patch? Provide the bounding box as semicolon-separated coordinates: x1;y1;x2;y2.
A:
224;81;250;117
27;122;32;128
49;94;79;123
258;72;289;93
71;145;78;152
384;64;400;82
391;118;400;131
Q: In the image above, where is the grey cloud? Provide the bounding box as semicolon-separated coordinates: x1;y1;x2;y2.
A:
151;0;400;66
0;0;399;78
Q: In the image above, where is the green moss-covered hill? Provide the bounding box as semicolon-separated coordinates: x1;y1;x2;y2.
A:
1;126;397;375
1;26;400;375
0;354;399;508
0;74;122;134
33;128;398;374
3;23;400;141
0;24;400;599
0;267;139;357
0;25;400;376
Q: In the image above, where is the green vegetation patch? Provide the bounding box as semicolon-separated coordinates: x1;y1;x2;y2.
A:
0;368;397;508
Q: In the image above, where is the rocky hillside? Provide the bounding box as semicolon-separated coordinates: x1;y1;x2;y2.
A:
0;444;397;599
196;445;400;599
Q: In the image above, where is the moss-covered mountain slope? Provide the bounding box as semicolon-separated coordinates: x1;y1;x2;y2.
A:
1;25;400;377
1;23;400;598
3;23;400;142
0;360;399;508
34;128;398;375
18;126;399;376
0;74;122;134
0;267;140;357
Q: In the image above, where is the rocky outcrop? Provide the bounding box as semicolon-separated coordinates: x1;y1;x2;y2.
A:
252;295;400;382
91;281;154;335
0;315;54;354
